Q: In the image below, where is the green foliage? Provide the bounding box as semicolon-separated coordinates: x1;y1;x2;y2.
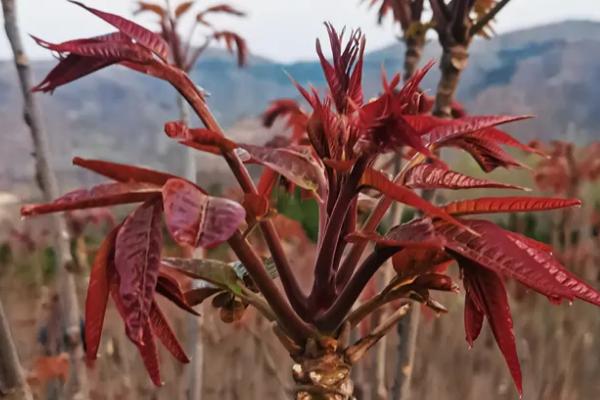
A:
275;187;319;242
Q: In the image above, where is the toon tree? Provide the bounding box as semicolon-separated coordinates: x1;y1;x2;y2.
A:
22;1;600;399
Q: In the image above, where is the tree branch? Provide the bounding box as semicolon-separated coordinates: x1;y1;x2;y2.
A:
317;248;398;333
470;0;511;37
2;0;89;397
309;157;369;311
228;232;314;343
164;67;310;319
0;300;32;400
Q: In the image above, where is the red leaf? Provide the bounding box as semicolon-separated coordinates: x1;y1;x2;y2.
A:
402;114;449;136
411;273;458;292
427;115;531;145
164;121;236;151
84;224;120;362
149;301;189;363
241;145;327;202
435;219;580;304
197;4;246;19
464;291;484;347
360;168;472;232
404;164;527;191
110;280;162;386
156;266;201;315
349;217;445;251
256;168;278;197
115;199;163;344
137;322;162;386
345;230;444;250
162;179;245;248
21;182;161;216
506;233;600;307
212;31;248;67
442;196;581;216
73;157;185;187
242;193;271;220
316;23;365;112
134;2;166;18
444;136;526;172
174;1;195;17
462;265;522;396
69;1;169;60
470;127;545;156
392;248;453;279
32;54;115;93
506;231;554;254
31;34;153;64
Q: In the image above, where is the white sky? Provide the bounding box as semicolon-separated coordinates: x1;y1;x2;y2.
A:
1;0;599;63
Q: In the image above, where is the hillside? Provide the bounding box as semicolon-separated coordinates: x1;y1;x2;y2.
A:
1;20;599;193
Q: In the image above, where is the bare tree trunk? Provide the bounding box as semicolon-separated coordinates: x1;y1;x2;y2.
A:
433;45;468;118
177;94;205;400
0;300;33;400
403;36;425;80
390;304;419;400
293;351;354;400
2;1;89;398
388;37;427;396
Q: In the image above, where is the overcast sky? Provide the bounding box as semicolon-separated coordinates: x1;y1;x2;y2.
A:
1;0;599;63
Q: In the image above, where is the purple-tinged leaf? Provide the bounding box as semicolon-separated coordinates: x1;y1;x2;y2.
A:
162;179;245;248
115;199;163;344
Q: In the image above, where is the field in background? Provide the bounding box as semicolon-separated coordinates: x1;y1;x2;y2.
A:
2;149;600;400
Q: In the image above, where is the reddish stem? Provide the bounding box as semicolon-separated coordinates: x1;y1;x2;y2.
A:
228;232;313;342
309;157;368;311
165;67;310;324
316;247;397;332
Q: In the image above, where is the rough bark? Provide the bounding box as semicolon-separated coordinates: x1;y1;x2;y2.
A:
0;300;33;400
432;45;469;118
403;35;425;80
2;0;89;398
293;351;354;400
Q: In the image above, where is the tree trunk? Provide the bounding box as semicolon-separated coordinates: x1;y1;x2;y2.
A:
0;300;33;400
403;35;425;80
2;1;89;398
390;305;419;400
432;45;468;118
387;36;428;396
177;94;205;400
292;349;354;400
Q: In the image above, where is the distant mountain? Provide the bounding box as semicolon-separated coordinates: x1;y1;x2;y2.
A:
1;20;599;193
